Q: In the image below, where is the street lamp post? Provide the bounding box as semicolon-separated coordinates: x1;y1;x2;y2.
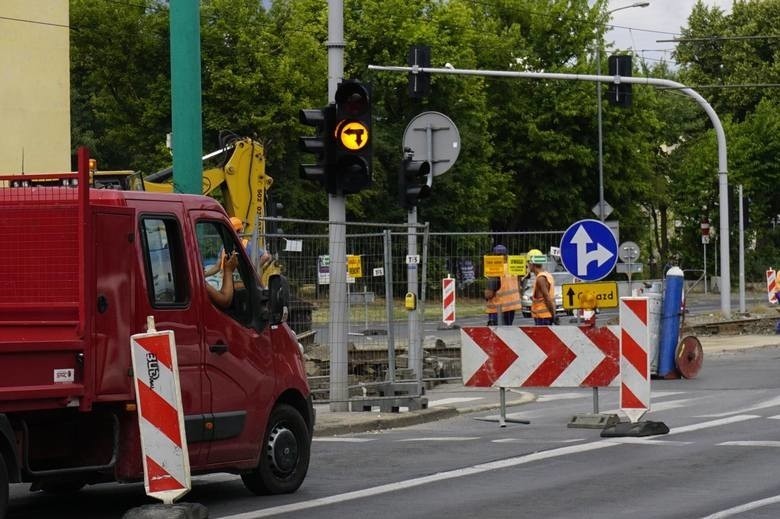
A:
596;1;650;221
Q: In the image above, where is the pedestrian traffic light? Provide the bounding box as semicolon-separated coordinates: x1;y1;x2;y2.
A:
299;105;334;188
399;149;431;209
332;80;372;194
607;54;632;107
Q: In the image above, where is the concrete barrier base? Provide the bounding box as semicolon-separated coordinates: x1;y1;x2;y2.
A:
122;503;209;519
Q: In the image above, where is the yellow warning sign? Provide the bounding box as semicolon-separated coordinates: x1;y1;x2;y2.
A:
483;255;505;277
338;121;369;151
561;281;619;310
347;255;363;278
507;255;527;276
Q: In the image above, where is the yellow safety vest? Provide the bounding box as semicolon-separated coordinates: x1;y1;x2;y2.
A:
531;271;554;319
485;266;522;314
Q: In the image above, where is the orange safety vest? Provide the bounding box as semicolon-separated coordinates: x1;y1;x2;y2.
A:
531;271;554;319
485;266;522;314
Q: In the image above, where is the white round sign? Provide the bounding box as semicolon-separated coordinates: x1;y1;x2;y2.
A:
618;241;640;263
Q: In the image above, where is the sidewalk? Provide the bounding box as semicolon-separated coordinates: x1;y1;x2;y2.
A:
312;333;780;437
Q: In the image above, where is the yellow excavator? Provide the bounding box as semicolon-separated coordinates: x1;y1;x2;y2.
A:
141;134;279;285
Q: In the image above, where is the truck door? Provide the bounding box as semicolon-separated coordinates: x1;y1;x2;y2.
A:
135;213;206;465
191;214;275;466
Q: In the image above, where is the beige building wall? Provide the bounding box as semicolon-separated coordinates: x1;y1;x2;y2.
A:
0;1;70;173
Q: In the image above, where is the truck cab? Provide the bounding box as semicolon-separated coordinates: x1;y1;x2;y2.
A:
0;153;313;517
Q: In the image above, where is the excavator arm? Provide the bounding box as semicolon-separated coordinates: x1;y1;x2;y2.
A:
141;136;279;283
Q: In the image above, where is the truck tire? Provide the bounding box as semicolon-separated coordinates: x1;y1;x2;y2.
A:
0;455;8;519
241;404;310;495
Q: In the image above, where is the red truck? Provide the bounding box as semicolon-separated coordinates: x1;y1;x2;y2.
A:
0;149;314;517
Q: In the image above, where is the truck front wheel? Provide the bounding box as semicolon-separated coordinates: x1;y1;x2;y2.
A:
0;455;8;519
241;404;311;495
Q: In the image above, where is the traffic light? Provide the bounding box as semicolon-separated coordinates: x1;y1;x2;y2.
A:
399;149;431;209
607;54;632;107
298;104;334;188
332;80;372;194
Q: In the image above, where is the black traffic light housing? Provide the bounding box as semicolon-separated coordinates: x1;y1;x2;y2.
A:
299;105;335;188
607;54;632;107
399;148;431;209
332;80;372;194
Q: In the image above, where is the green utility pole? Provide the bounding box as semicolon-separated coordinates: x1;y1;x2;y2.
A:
169;1;202;195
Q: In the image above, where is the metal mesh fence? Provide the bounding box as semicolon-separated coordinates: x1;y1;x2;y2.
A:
255;217;564;401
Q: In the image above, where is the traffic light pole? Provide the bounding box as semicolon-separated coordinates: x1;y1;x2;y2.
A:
327;0;349;412
407;208;421;381
369;63;734;318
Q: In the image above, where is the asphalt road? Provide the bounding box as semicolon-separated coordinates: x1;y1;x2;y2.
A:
9;344;780;518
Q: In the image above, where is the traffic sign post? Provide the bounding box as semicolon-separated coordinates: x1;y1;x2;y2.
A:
559;219;618;281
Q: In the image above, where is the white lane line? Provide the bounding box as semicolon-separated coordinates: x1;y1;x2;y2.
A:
603;438;691;446
700;494;780;518
696;395;780;418
428;397;483;407
535;393;588;402
492;438;584;444
398;437;480;442
718;441;780;447
602;397;701;415
314;437;376;443
768;414;780;420
651;391;687;398
218;415;760;519
668;415;761;435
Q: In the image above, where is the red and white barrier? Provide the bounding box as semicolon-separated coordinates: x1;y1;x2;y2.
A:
461;325;620;388
130;318;190;504
767;268;777;304
619;298;651;423
442;276;456;327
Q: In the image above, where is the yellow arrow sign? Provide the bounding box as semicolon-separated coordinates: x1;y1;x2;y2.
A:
337;121;369;150
562;281;619;310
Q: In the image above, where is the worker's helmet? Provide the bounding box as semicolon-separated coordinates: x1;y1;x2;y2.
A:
492;244;508;255
527;248;546;265
229;217;244;232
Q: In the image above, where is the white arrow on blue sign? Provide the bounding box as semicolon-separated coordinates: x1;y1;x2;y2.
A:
559;219;618;281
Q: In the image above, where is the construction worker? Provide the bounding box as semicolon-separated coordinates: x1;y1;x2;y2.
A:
484;244;522;325
528;249;557;325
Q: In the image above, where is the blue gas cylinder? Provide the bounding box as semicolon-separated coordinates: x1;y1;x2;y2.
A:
658;267;684;377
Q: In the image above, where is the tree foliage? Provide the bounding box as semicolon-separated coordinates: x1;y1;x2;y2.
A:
69;0;780;282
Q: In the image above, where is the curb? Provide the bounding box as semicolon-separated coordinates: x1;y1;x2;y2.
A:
314;392;536;436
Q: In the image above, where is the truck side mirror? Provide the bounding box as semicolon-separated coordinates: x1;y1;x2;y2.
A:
267;274;290;325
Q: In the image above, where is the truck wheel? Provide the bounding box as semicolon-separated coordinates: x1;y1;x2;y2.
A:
241;404;310;495
0;455;8;519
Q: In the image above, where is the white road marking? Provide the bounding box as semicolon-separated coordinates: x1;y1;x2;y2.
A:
535;393;588;402
314;437;376;443
217;415;759;519
603;437;691;445
492;438;584;444
699;494;780;518
696;395;780;418
602;397;700;415
428;397;483;407
651;390;687;398
398;437;480;442
767;414;780;420
717;441;780;447
192;473;239;484
668;415;761;435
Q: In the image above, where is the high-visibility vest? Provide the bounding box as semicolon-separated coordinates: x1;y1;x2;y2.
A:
485;266;522;314
531;271;554;319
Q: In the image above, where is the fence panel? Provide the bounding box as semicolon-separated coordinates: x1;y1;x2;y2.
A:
257;218;564;402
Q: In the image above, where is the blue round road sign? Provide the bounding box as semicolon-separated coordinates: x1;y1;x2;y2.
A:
559;219;618;281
